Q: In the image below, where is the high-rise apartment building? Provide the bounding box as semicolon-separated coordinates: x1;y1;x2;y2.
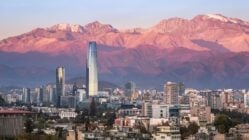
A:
152;104;170;118
72;82;78;96
22;88;31;104
124;81;136;97
142;101;152;117
178;82;185;96
86;41;98;97
36;87;44;106
164;82;180;104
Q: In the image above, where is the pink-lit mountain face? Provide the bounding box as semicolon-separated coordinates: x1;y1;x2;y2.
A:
0;14;249;88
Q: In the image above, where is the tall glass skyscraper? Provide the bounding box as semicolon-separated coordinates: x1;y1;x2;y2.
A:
56;66;65;107
86;41;98;97
36;87;44;106
23;88;31;104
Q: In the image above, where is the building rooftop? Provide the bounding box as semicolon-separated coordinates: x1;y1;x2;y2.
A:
0;109;34;115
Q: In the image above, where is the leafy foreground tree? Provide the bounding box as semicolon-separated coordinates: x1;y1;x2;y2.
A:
18;133;58;140
74;108;89;124
180;122;199;139
188;122;199;135
24;118;34;133
180;126;189;139
212;109;249;124
106;112;116;128
214;114;237;133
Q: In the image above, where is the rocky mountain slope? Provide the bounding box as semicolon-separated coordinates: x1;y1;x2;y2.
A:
0;14;249;88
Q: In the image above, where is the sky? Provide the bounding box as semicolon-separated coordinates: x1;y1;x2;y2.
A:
0;0;249;40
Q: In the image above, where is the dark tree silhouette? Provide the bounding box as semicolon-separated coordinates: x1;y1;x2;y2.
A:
180;122;200;139
106;112;116;128
24;118;34;133
214;114;235;133
180;126;189;139
0;95;6;106
89;97;96;117
188;122;199;135
212;109;248;124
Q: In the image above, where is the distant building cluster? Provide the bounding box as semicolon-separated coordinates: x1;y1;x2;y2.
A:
1;41;249;139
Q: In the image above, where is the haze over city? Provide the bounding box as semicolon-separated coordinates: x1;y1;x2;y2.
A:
1;1;249;140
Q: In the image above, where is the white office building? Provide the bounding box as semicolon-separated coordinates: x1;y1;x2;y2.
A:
152;104;170;118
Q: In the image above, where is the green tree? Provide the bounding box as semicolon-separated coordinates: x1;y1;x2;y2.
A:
212;109;248;124
214;114;234;133
135;121;149;133
180;126;189;139
24;118;34;133
18;133;59;140
188;122;199;135
180;122;200;139
57;118;69;123
106;112;116;128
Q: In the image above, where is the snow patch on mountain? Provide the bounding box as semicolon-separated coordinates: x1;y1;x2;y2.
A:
49;23;85;33
205;14;238;24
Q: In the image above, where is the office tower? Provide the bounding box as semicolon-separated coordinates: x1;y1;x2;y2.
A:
52;86;57;105
45;85;54;104
56;66;65;107
181;95;190;104
86;41;98;97
178;82;185;96
244;92;249;108
22;88;31;104
76;88;86;103
211;94;222;110
72;82;78;96
36;88;44;106
142;101;152;117
124;81;136;97
152;104;170;118
60;96;76;108
164;82;179;104
168;105;180;125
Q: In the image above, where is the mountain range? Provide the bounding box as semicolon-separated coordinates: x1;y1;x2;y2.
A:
0;14;249;89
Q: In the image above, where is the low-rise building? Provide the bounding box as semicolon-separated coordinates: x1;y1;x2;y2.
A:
118;107;141;117
59;111;77;119
0;109;34;137
152;125;181;140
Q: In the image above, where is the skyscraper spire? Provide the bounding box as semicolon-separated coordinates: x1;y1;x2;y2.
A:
56;66;65;107
86;41;98;97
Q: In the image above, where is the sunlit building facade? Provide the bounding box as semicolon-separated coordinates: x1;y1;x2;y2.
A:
86;41;98;97
164;81;179;105
56;66;65;107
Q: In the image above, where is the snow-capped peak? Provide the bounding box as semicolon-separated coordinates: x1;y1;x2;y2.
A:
205;14;238;24
49;23;85;33
84;21;118;34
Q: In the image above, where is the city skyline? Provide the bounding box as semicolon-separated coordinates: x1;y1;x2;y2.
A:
1;0;249;39
0;13;249;88
1;1;249;139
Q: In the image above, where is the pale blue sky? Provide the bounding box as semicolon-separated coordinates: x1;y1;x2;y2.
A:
0;0;249;39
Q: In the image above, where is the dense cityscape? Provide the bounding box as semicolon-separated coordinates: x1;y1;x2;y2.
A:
1;41;249;140
1;1;249;140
